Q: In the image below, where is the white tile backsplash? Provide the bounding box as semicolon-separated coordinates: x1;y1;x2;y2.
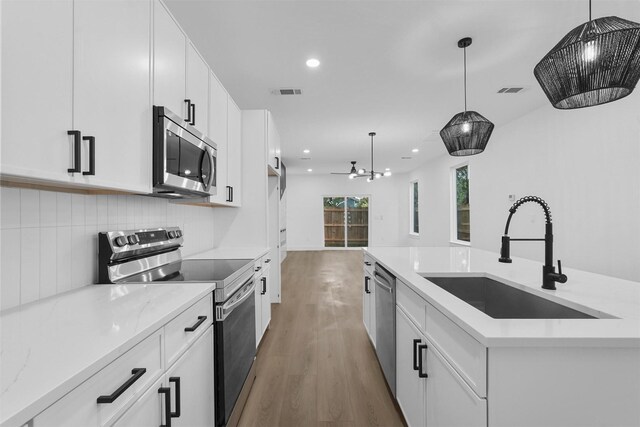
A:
0;188;216;311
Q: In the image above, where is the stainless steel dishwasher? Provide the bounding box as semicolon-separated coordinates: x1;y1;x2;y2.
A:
374;263;396;396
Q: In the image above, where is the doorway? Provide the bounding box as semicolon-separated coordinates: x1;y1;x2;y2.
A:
323;196;370;248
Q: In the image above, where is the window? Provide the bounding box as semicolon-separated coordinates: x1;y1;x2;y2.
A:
323;196;369;247
410;181;419;235
452;164;470;243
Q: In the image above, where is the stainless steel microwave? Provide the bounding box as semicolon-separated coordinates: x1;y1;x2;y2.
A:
153;106;217;198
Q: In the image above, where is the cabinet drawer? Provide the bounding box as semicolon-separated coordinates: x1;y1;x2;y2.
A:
34;331;162;427
425;303;486;397
396;280;427;332
165;294;213;368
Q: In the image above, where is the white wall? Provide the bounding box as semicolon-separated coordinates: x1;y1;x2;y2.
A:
286;174;408;250
403;95;640;282
0;188;216;310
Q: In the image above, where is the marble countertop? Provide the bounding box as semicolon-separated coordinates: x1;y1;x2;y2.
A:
365;246;640;347
0;282;213;427
187;246;269;261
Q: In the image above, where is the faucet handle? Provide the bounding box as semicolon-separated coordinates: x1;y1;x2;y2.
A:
555;260;568;283
557;260;563;275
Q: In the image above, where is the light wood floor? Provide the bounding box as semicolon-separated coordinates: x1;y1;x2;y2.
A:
238;250;406;427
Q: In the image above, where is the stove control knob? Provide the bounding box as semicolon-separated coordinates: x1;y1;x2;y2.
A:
114;236;128;247
127;235;138;245
176;230;182;238
168;230;176;239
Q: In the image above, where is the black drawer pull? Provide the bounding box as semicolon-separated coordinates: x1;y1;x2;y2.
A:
184;99;192;123
159;386;172;427
226;185;232;202
190;103;196;126
82;136;95;176
418;344;429;378
364;276;370;294
169;377;181;418
264;258;271;264
67;130;81;173
364;261;371;266
412;339;421;371
261;277;267;295
184;315;207;332
97;368;146;403
255;266;262;272
275;156;280;169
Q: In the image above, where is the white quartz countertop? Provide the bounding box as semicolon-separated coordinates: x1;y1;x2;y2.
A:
0;282;213;427
365;247;640;347
187;246;269;260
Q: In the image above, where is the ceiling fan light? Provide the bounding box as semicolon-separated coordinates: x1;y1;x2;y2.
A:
375;172;382;179
384;171;392;177
440;110;494;156
366;177;372;183
534;16;640;109
358;168;365;175
349;173;356;179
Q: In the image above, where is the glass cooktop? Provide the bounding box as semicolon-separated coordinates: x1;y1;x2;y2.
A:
118;259;253;285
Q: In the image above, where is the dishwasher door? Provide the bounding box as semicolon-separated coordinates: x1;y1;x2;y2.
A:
374;264;396;396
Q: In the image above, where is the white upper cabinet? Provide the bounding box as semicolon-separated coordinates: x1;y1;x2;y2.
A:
266;112;282;175
226;97;242;207
73;0;151;193
152;0;187;120
185;42;210;136
1;0;73;184
208;73;228;205
1;0;151;193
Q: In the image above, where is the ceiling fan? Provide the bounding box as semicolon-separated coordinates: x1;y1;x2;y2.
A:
330;132;391;181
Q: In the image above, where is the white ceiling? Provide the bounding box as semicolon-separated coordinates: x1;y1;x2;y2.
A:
165;0;640;175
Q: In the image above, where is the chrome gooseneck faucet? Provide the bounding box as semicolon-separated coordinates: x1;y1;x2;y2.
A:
498;196;567;290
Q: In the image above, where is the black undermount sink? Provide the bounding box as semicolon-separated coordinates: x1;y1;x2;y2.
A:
422;276;596;319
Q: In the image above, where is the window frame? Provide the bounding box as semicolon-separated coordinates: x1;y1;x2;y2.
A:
409;180;419;237
450;162;471;246
322;195;371;249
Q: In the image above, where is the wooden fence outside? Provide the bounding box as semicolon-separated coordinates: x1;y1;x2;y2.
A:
324;208;369;247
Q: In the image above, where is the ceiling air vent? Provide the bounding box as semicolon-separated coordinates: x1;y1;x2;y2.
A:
401;156;412;160
497;87;525;94
272;88;303;95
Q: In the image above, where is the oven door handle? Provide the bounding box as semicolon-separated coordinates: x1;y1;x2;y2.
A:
216;281;256;321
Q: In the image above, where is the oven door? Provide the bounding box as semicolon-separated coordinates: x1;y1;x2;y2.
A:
153;106;217;197
214;277;256;427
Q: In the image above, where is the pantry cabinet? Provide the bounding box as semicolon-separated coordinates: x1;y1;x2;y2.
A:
226;97;243;207
266;112;282;175
1;0;151;193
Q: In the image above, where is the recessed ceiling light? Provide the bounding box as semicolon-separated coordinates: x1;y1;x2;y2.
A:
385;168;390;171
307;168;313;172
412;148;419;153
303;149;310;154
306;58;320;68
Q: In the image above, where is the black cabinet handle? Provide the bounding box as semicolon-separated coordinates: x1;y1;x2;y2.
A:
169;377;181;418
97;368;146;403
226;185;232;202
159;386;172;427
412;339;421;371
418;344;429;378
82;136;95;176
255;266;262;272
67;130;82;173
275;156;280;169
230;186;234;202
190;103;196;126
184;99;192;123
264;259;271;264
184;315;207;332
364;261;371;266
261;277;267;295
364;276;370;294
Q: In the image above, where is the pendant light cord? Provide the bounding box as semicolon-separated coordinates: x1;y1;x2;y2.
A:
370;134;374;179
463;46;467;113
589;0;592;21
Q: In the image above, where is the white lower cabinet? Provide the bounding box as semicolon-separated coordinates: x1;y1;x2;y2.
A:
164;326;215;427
255;261;272;348
363;266;376;346
396;306;487;427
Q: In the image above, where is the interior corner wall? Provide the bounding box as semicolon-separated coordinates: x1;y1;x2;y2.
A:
403;95;640;282
286;174;408;250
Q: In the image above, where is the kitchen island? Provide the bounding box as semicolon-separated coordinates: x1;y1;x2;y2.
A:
364;246;640;427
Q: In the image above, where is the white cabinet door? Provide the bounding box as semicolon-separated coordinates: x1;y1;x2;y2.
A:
261;265;272;338
165;326;215;427
369;273;376;347
424;342;487;427
185;42;209;136
208;73;228;204
226;96;242;206
254;271;263;348
73;0;151;193
153;0;187;119
112;376;164;427
266;111;281;174
363;273;372;341
0;0;74;183
396;307;426;427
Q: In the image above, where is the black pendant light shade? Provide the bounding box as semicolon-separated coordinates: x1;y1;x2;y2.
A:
534;16;640;109
439;111;495;156
440;37;494;157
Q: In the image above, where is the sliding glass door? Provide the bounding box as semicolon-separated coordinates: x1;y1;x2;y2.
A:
323;196;369;248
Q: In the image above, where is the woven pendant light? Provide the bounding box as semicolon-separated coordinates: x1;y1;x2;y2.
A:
440;37;494;157
534;0;640;109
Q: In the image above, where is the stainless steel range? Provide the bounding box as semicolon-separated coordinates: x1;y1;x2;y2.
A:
97;227;256;427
